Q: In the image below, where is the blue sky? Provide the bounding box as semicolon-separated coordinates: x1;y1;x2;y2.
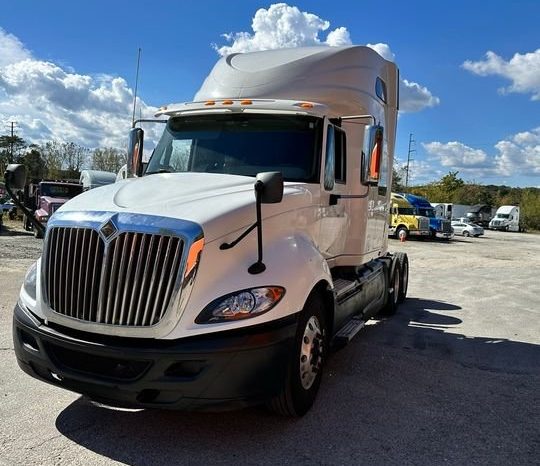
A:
1;0;539;186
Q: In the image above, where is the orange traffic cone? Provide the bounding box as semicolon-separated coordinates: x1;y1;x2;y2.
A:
399;230;407;242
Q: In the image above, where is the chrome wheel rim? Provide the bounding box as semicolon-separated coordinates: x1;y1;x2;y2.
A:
299;316;323;390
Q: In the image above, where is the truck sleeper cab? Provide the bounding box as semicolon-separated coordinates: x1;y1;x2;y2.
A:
12;46;408;416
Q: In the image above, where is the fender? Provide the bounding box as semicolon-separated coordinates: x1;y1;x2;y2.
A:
165;226;333;340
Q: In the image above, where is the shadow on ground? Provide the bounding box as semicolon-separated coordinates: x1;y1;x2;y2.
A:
55;298;540;465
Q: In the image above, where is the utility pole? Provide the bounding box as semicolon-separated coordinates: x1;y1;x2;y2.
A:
9;121;17;162
405;133;416;190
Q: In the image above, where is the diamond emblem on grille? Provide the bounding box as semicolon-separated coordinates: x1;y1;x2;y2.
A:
100;220;117;239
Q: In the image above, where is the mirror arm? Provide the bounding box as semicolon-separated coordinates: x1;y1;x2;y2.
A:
3;178;45;237
219;222;257;250
248;181;266;275
219;180;267;275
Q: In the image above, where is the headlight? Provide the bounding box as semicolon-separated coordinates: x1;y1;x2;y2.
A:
23;261;38;301
195;287;285;324
37;214;49;222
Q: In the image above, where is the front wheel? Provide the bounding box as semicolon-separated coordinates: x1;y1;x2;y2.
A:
269;293;327;417
463;231;470;237
395;226;408;240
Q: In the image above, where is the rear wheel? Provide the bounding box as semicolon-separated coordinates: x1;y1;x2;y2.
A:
396;253;409;303
269;293;327;417
463;231;470;237
380;260;401;316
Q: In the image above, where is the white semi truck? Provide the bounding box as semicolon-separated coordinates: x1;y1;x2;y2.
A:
489;205;521;231
9;46;408;416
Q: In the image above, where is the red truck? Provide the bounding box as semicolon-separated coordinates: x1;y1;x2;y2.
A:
23;181;83;237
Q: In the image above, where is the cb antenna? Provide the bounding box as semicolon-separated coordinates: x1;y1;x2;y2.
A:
131;47;142;127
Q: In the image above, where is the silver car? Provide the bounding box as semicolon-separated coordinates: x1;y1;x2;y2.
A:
451;221;484;237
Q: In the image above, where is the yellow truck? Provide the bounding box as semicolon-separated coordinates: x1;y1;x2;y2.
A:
388;192;430;239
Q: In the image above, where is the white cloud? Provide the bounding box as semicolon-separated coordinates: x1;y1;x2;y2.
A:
399;79;440;113
462;49;540;100
423;127;540;178
422;141;488;167
213;3;351;56
366;43;395;61
0;28;160;152
0;27;32;68
494;128;540;176
213;4;439;113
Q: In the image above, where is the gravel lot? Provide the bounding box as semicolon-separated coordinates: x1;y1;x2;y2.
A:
0;222;539;466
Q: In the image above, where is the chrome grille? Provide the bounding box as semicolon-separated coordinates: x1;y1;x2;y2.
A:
44;227;184;327
442;220;452;233
419;217;429;230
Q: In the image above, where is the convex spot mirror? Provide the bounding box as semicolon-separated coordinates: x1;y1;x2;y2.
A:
254;171;284;204
127;128;144;177
362;125;384;186
5;164;27;190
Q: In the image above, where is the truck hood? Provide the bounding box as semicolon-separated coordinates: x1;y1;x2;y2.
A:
59;173;315;242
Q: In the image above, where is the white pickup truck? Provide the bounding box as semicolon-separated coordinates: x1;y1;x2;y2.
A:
10;45;408;416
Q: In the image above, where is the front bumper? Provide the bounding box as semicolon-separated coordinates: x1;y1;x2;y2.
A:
13;303;297;411
435;231;454;239
409;230;430;236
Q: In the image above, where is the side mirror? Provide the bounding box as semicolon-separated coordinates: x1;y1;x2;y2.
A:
127;128;144;177
4;164;27;190
254;171;283;204
361;125;384;186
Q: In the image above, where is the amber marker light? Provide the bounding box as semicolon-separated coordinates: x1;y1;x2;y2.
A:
299;102;314;108
240;100;253;105
222;100;234;105
184;237;205;280
204;100;216;106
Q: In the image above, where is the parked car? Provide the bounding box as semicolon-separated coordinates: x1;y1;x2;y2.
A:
1;200;14;213
451;221;484;237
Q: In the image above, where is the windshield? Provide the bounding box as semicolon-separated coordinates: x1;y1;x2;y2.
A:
40;183;83;199
397;207;415;215
417;208;435;218
497;213;510;219
146;114;322;182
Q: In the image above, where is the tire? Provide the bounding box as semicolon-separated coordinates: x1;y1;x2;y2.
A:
395;226;408;240
34;226;43;239
380;259;401;316
463;231;470;237
395;253;409;303
269;293;327;417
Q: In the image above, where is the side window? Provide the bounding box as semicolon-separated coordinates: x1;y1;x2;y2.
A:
378;134;388;196
334;127;346;184
376;77;387;103
324;125;335;190
325;125;347;190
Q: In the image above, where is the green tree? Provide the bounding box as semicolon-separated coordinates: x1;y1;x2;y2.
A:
0;134;26;175
19;146;46;181
91;147;125;173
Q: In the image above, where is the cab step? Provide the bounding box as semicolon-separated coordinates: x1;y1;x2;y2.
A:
333;316;366;346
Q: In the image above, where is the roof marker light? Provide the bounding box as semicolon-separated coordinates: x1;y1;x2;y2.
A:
240;100;253;105
299;102;314;108
222;100;234;105
205;100;216;106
